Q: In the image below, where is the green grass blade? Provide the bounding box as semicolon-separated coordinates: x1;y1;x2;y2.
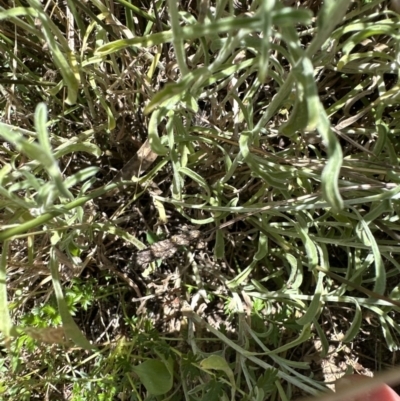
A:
49;247;94;350
318;107;344;211
341;298;362;343
296;272;324;326
0;241;15;346
27;0;79;104
34;103;72;200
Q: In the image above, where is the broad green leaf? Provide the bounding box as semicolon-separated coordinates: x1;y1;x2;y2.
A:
132;360;173;395
200;355;235;387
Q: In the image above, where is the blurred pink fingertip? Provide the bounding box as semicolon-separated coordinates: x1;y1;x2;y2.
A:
336;375;400;401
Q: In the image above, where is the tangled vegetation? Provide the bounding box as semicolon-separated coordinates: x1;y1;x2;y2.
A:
1;0;400;399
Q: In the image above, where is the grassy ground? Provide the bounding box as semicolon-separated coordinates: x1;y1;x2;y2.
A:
1;0;400;399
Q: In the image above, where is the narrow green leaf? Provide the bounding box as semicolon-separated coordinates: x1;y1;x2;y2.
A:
88;76;116;131
341;298;362;343
380;317;398;352
227;261;257;289
286;253;303;290
0;164;12;186
64;167;100;188
96;16;262;56
296;272;324;326
363;199;392;225
0;6;37;19
257;0;275;82
148;109;169;155
268;323;312;355
342;26;398;56
318;106;344;211
214;229;225;259
0;241;15;346
254;232;268;261
296;221;318;270
313;320;329;358
34;103;72;200
49;248;94;350
167;0;189;76
280;93;308;137
309;0;351;56
359;219;385;295
27;0;79;104
96;31;173;56
239;132;288;189
0;113;72;201
179;166;211;197
0;181;120;241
